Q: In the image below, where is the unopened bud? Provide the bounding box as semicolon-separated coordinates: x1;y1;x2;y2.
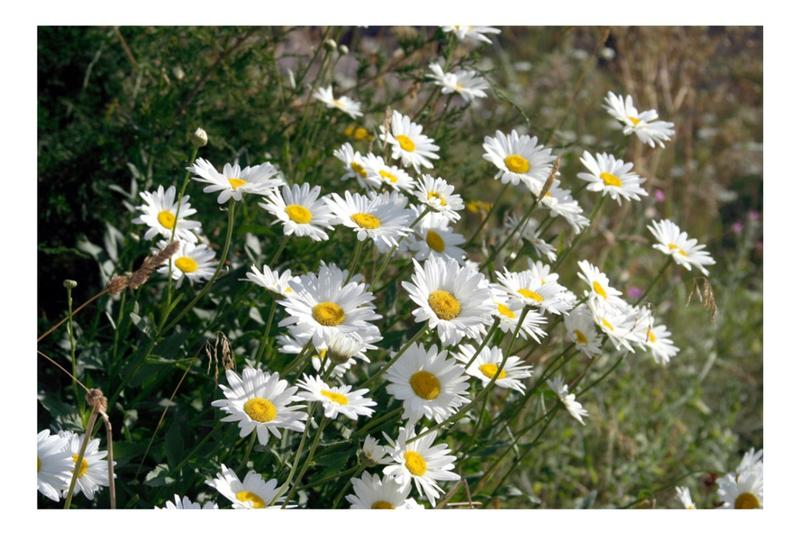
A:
324;39;337;51
63;279;78;290
192;127;208;147
338;44;349;55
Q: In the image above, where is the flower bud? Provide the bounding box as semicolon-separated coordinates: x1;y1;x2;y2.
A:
324;39;337;51
192;127;208;147
63;279;78;289
338;44;349;55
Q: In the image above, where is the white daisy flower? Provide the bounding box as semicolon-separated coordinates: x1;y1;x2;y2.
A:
326;190;413;251
157;239;216;285
385;342;470;425
409;216;466;262
489;284;547;343
577;260;626;308
37;430;73;502
644;322;679;365
414;174;464;222
245;264;298;298
259;183;334;242
482;130;557;194
402;256;495;346
442;25;501;45
313;85;363;119
495;267;572;315
334;142;371;188
59;431;110;500
380;110;440;171
578;151;648;203
346;471;423;509
588;300;641;353
737;448;763;476
648;219;716;276
132;185;202;243
362;435;392;466
279;325;380;378
189;158;284;204
211;367;306;445
454;344;532;394
675;486;696;509
604;91;675;148
278;262;382;347
427;63;489;102
383;426;459;506
547;375;589;425
297;374;376;420
539;182;590;233
718;464;763;509
207;464;285;509
362;153;416;192
504;213;558;263
564;304;603;357
157;494;219;509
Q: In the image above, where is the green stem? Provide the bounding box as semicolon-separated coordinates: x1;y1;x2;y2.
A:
255;298;278;363
552;195;606;271
360;325;428;391
464;319;500;369
634;258;672;306
269;235;290;266
479;191;542;271
64;407;99;509
466;182;510;247
65;284;81;411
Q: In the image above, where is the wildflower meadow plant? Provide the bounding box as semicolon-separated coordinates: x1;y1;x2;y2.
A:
36;26;762;511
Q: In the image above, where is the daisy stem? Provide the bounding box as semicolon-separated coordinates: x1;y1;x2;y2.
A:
281;339;314;376
504;306;530;356
551;195;606;271
63;405;99;509
466;182;509;247
162;145;199;323
634;257;672;307
241;433;257;471
268;234;290;266
479;191;543;271
255;297;277;363
162;200;237;333
351;405;403;438
345;239;364;282
64;283;83;413
464;318;500;369
283;416;329;507
434;93;455;139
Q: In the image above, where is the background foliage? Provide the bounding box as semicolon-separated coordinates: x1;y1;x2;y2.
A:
37;26;762;508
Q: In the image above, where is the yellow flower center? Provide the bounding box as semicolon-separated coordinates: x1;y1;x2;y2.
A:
350;161;367;177
504;154;530;174
599;172;622;187
71;454;89;478
427;191;448;206
175;256;198;274
312;301;346;326
243;397;278;423
396;134;416;152
734;492;760;509
466;200;491;213
379;169;398;183
478;363;507;380
627;115;641;126
235;490;266;508
320;389;348;405
574;330;588;345
353;127;370;141
371;500;395;509
668;243;688;256
426;230;446;252
285;204;312;224
647;329;657;343
228;177;247;190
428;290;461;320
403;450;427;476
592;280;608;299
409;370;441;400
351;212;381;229
157;210;177;229
518;288;544;302
601;318;615;332
497;303;516;319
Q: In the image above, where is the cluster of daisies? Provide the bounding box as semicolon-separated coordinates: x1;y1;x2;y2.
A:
37;429;110;503
41;26;743;510
675;448;763;509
